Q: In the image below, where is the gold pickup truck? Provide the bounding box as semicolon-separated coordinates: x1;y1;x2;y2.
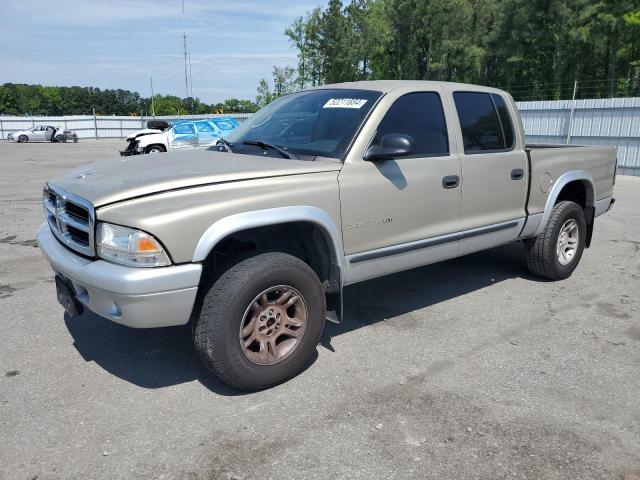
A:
37;81;617;390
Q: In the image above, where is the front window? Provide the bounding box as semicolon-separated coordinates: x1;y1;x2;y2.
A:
224;89;382;160
371;92;449;158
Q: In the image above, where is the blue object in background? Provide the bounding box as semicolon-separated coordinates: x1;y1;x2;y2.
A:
166;118;239;149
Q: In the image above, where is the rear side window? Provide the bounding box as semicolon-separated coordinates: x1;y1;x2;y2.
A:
492;94;515;149
453;92;512;153
195;121;215;133
372;92;449;157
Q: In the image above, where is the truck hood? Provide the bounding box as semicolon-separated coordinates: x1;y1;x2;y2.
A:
48;150;342;207
125;129;163;141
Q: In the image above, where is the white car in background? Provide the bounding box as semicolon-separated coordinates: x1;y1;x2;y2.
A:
7;125;78;143
120;118;239;156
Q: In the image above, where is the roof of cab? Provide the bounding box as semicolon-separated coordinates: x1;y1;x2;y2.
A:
314;80;509;96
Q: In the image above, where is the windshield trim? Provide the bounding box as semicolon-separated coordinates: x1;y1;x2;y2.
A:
336;90;386;161
226;88;385;162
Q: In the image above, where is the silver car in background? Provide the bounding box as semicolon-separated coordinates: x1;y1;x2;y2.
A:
7;125;78;143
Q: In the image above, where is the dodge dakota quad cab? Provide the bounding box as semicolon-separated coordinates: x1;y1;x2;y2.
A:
37;81;617;390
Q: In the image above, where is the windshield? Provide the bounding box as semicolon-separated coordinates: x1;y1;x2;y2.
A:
224;88;382;160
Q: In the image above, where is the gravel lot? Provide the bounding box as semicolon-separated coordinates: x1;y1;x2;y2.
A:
0;140;639;480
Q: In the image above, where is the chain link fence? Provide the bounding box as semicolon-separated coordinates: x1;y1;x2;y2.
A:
2;98;639;173
0;113;252;141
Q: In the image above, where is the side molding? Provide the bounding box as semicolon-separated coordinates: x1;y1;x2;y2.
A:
192;206;346;281
534;170;596;236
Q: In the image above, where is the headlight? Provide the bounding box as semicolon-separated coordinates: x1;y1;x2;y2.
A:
96;222;171;267
134;141;145;153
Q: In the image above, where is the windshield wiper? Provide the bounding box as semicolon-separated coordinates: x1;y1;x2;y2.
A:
243;140;298;160
216;138;234;153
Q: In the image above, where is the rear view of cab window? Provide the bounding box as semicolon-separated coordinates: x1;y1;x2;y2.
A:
491;94;515;149
453;92;508;153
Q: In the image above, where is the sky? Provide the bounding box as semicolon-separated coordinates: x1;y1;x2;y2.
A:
0;0;327;103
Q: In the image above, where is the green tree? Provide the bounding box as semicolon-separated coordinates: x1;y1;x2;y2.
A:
255;78;273;108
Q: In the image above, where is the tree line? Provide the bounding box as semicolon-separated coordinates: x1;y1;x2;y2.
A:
4;1;639;115
275;0;640;101
0;83;260;116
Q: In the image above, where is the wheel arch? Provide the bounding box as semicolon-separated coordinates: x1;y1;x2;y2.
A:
192;207;346;322
145;143;166;153
535;170;595;238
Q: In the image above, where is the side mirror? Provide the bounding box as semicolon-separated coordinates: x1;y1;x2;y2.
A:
363;133;415;161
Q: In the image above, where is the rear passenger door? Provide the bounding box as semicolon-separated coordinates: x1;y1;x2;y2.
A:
453;92;528;254
195;121;219;148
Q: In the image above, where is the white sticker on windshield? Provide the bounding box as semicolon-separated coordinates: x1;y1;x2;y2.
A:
323;98;368;109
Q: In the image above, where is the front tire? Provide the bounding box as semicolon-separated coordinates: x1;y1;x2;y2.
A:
526;201;586;280
18;135;28;143
192;253;326;390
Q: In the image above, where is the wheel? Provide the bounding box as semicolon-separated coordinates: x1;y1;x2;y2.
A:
55;135;66;143
526;201;586;280
18;135;28;143
192;252;326;390
145;145;166;154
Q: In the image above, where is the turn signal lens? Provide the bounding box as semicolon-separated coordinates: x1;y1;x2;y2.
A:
135;235;161;253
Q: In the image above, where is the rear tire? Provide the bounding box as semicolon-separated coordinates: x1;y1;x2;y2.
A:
192;252;326;390
18;135;28;143
526;200;586;280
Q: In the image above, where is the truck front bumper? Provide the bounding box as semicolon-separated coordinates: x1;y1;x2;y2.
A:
36;224;202;328
119;149;142;157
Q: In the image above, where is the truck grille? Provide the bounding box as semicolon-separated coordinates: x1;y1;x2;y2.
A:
43;184;95;257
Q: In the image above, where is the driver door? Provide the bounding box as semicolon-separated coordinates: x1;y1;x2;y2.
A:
339;89;463;284
31;126;46;141
170;122;197;150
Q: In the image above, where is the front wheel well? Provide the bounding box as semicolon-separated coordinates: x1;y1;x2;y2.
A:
145;144;166;153
199;221;339;298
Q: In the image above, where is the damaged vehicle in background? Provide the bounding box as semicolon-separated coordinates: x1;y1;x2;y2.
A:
120;117;239;156
7;125;78;143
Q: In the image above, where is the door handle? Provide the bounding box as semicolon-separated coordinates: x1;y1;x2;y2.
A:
511;168;524;180
442;175;460;189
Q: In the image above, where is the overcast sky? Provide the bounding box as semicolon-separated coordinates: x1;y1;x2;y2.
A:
0;0;326;103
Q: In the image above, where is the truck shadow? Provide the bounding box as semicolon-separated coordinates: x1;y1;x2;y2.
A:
64;242;538;394
63;313;249;395
323;242;539;343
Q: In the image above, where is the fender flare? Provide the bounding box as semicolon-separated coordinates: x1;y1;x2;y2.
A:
534;169;596;236
192;206;346;285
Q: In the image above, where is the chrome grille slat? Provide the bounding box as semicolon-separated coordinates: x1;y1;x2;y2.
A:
57;211;90;232
43;184;95;257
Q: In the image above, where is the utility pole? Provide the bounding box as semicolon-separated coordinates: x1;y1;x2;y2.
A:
189;51;194;99
182;0;189;99
566;80;578;145
150;76;155;117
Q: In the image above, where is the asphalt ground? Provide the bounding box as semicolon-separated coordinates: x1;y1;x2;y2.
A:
0;140;639;480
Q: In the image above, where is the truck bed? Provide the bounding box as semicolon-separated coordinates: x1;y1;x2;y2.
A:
525;144;617;215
